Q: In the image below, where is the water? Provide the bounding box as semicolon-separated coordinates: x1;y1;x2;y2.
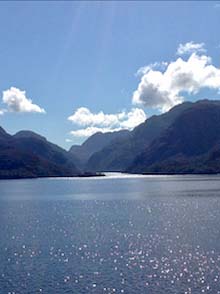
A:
0;174;220;293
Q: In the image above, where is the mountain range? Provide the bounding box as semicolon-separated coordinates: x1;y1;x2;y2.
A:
1;99;220;178
129;100;220;173
0;128;80;178
82;99;220;174
69;129;129;169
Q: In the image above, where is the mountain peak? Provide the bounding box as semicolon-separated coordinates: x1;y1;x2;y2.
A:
14;130;47;141
0;126;11;140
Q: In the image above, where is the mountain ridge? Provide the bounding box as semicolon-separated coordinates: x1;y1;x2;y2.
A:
128;100;220;174
0;127;81;179
82;99;220;174
1;99;220;178
69;130;130;168
85;101;194;172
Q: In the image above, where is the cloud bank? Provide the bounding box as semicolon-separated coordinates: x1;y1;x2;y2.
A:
2;87;45;113
133;49;220;112
70;126;123;138
68;107;146;137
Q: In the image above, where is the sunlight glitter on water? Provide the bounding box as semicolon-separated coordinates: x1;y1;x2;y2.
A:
1;176;220;293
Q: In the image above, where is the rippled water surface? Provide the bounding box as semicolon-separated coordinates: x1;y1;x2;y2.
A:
1;174;220;293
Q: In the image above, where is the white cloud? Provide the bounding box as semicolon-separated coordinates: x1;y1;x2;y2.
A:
177;41;206;56
2;87;46;113
120;108;146;129
68;107;146;138
133;52;220;112
65;138;73;143
70;127;123;138
68;107;124;127
0;109;6;115
136;62;168;76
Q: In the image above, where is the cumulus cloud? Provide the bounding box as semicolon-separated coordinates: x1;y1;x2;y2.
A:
120;108;146;129
177;41;206;55
68;107;124;127
133;52;220;112
68;107;146;137
136;62;168;76
2;87;46;113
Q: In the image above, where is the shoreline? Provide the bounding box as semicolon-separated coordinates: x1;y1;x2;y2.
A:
0;172;105;180
0;171;220;180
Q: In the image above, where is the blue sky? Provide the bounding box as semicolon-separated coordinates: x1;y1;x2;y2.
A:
0;1;220;148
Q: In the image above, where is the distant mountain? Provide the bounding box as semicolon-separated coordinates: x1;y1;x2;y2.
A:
2;99;220;178
14;130;47;141
69;130;130;168
0;128;80;179
128;100;220;174
86;101;193;172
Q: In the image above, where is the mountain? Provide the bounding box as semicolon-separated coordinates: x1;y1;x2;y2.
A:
128;100;220;174
0;128;80;179
86;101;193;172
0;126;11;141
2;99;220;178
14;130;47;141
69;130;130;168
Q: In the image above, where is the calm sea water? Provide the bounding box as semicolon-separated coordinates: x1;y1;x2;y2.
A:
1;173;220;294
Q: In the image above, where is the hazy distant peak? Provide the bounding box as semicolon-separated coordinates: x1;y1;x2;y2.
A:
14;130;47;141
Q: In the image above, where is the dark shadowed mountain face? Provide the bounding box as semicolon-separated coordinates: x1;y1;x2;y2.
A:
128;101;220;174
0;127;11;141
86;102;193;172
69;130;130;168
0;129;80;179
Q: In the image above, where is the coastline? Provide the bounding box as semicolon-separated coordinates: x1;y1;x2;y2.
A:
0;171;220;180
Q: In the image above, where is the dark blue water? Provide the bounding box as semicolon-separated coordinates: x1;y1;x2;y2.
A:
1;174;220;294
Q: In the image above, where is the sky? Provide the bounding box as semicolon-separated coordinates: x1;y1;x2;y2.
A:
0;1;220;149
